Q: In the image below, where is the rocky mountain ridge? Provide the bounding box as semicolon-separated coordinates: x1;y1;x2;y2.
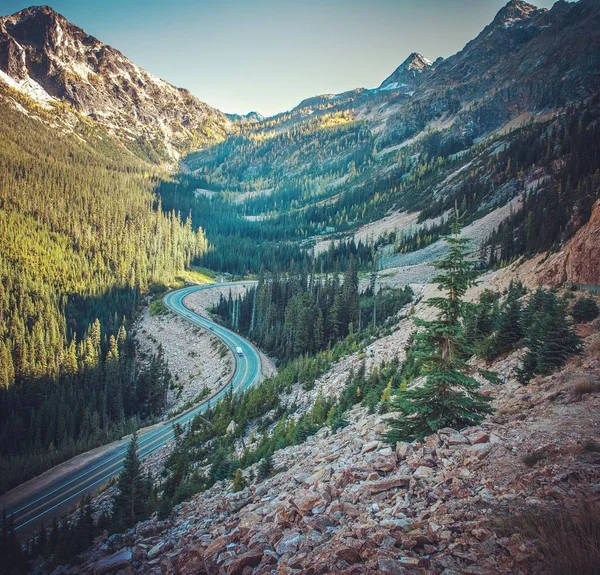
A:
0;5;232;162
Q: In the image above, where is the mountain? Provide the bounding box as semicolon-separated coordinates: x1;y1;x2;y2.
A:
0;5;232;162
180;0;600;277
227;111;265;123
378;52;434;92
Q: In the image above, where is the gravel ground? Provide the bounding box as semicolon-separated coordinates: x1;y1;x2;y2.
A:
134;306;234;413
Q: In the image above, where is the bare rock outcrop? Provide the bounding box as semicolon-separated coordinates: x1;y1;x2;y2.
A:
537;200;600;287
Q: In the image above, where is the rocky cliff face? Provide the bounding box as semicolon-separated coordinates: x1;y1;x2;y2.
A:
537;200;600;287
378;0;600;143
0;6;232;161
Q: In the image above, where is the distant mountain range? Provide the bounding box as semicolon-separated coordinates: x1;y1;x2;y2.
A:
0;1;598;165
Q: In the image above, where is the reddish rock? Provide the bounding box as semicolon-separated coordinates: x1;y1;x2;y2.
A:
467;431;490;445
291;491;325;516
538;200;600;286
172;544;206;575
203;536;232;574
365;476;411;494
223;550;264;575
335;546;362;565
396;442;412;460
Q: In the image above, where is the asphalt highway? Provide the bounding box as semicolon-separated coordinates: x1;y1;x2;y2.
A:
0;282;261;534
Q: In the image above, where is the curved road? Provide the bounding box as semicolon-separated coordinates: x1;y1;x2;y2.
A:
0;282;260;535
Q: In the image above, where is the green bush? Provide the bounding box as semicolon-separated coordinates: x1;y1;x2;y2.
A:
522;451;546;466
571;297;599;323
149;299;169;316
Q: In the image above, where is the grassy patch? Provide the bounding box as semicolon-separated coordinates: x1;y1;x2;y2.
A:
495;500;600;575
149;299;169;316
175;268;215;285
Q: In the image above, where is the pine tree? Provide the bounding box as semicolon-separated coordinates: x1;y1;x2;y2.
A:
518;290;582;384
110;431;150;532
257;455;274;480
492;281;524;356
571;296;599;323
385;214;493;443
1;508;27;573
231;468;247;492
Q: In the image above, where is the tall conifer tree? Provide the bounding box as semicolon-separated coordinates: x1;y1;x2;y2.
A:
385;213;493;443
110;432;151;531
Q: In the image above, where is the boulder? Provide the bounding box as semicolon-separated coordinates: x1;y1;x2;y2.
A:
362;440;380;453
365;476;411;494
223;550;264;575
467;431;490;445
377;555;408;574
203;536;231;574
396;442;412;460
291;491;325;516
92;549;132;575
334;545;362;565
172;544;206;575
276;532;305;555
413;466;434;479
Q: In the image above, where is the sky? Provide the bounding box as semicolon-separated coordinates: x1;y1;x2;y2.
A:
0;0;558;116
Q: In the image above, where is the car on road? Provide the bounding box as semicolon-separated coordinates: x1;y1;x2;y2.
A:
236;346;244;356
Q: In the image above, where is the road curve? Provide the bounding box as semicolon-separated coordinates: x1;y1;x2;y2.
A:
0;282;261;535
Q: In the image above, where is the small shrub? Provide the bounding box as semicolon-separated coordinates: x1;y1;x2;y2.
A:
583;439;600;453
522;451;547;466
231;468;247;492
572;297;600;323
498;500;600;575
257;455;274;480
573;378;597;398
149;299;168;316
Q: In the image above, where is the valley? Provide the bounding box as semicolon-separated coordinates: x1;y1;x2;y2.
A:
0;0;599;573
1;282;264;535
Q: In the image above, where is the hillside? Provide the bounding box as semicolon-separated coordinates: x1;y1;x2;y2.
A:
50;267;600;575
0;84;208;493
0;1;599;573
172;0;600;276
0;6;232;162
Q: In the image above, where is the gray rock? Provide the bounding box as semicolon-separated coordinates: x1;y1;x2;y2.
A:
91;549;132;575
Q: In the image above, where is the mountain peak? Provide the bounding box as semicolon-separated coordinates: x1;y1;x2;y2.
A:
492;0;544;27
378;52;434;91
0;3;230;162
401;52;433;72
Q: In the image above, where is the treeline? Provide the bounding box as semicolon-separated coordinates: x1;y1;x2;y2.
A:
212;262;413;361
0;98;204;492
185;111;375;212
483;98;600;264
157;175;380;275
463;282;584;383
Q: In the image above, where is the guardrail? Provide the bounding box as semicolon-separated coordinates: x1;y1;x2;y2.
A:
567;283;600;294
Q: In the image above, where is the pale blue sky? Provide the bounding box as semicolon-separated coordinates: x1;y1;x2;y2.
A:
0;0;558;116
